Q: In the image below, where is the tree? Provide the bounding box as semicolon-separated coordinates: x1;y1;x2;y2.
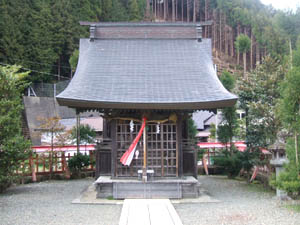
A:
235;34;251;78
239;56;285;150
217;71;238;154
188;117;198;140
237;57;286;180
0;65;31;192
71;124;96;144
37;116;65;178
128;0;141;21
293;37;300;67
69;49;79;75
278;67;300;165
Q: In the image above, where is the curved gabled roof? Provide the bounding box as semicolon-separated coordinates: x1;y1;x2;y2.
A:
57;37;237;110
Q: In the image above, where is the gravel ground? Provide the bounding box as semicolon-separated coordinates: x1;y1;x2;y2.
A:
1;176;300;225
0;178;121;225
175;176;300;225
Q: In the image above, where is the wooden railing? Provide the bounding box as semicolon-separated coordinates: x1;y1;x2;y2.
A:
16;150;96;177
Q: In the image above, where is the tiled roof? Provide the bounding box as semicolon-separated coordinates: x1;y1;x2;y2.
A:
57;36;237;110
193;111;215;130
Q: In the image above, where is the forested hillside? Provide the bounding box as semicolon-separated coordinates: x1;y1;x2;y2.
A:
0;0;299;82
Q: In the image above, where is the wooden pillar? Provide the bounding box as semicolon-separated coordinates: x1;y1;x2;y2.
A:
143;120;147;181
103;118;108;139
176;114;183;177
111;119;117;178
76;111;80;154
95;148;100;179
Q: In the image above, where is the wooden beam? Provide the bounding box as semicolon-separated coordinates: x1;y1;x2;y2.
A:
76;111;80;154
176;114;183;177
143;121;147;181
111;119;117;178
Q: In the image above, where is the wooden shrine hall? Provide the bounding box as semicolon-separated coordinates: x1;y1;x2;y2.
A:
56;22;237;199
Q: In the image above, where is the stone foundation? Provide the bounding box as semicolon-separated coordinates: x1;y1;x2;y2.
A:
94;176;199;199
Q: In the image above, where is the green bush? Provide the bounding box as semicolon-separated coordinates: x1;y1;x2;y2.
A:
67;153;90;173
271;138;300;195
213;150;243;178
0;66;31;193
271;165;300;194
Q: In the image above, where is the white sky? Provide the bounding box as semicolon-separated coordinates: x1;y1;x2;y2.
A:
261;0;300;11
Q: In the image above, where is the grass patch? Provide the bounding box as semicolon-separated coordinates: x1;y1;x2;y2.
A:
246;181;272;193
106;196;114;200
284;204;300;213
235;177;274;194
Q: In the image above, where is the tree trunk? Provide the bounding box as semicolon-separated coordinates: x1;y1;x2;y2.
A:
225;25;228;55
213;9;216;53
175;0;177;20
256;41;260;65
205;0;208;37
243;52;247;79
57;57;61;81
146;0;150;20
295;133;299;166
231;27;234;57
219;10;222;52
290;39;293;69
250;30;253;70
187;0;190;22
172;0;175;21
193;0;196;22
182;0;184;21
166;0;169;20
164;0;167;21
237;25;240;65
154;0;157;19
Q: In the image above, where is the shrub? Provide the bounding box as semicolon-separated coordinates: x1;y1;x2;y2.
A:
67;153;90;174
0;66;31;192
271;138;300;195
213;150;243;178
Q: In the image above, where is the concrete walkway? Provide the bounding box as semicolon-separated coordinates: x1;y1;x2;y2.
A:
119;199;183;225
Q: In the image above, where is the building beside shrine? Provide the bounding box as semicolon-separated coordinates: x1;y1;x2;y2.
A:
56;22;237;199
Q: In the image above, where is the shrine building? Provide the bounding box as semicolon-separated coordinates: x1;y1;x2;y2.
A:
56;22;237;199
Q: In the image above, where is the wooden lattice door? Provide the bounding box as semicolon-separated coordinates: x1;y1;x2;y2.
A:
116;120;177;177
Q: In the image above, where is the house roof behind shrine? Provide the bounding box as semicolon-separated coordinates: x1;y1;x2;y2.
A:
57;23;237;110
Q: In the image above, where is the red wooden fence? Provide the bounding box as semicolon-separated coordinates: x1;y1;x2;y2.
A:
16;150;95;178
